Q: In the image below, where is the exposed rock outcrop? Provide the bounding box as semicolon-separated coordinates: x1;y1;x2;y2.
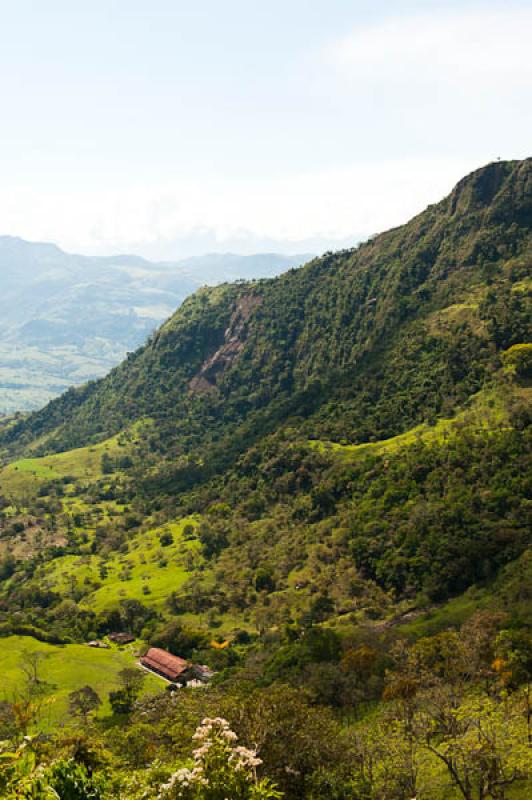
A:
189;293;261;393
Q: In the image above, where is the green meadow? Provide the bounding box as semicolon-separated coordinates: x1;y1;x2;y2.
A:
36;518;201;612
0;635;162;727
0;434;123;498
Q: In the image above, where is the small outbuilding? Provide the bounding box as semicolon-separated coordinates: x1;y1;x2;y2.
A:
192;664;215;682
109;632;135;645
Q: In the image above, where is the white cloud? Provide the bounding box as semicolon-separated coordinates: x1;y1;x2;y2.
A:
1;6;529;258
0;155;480;257
328;7;532;90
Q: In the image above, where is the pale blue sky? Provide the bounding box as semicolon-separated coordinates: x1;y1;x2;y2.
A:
0;0;530;258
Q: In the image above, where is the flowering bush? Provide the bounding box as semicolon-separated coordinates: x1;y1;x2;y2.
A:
158;717;282;800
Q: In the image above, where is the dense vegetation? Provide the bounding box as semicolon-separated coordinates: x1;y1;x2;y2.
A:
0;159;530;798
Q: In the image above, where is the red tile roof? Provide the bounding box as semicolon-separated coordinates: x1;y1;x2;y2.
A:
141;647;190;682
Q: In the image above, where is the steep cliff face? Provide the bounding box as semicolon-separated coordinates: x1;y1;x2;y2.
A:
449;158;532;222
189;293;262;393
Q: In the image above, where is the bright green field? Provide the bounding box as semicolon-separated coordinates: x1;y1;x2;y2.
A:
37;518;201;611
0;434;123;498
0;635;162;727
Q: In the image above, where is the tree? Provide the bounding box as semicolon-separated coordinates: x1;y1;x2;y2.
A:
118;667;145;696
220;685;345;797
495;627;532;745
254;566;275;592
159;530;173;547
304;593;335;625
151;620;206;658
8;651;57;737
349;718;423;800
109;668;145;715
418;693;530;800
384;628;531;799
21;652;53;699
68;686;102;724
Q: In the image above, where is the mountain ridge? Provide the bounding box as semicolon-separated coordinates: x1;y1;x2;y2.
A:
4;158;530;461
0;163;530;799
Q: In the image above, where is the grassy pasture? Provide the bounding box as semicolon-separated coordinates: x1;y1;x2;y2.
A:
37;518;201;612
0;635;162;727
0;434;123;499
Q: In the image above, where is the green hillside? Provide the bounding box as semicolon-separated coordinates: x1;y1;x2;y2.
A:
3;159;530;458
0;159;530;799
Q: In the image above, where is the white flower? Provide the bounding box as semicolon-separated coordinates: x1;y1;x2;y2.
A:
231;745;263;770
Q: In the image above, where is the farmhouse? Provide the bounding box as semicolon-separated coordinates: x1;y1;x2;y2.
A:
140;647;214;685
141;647;192;683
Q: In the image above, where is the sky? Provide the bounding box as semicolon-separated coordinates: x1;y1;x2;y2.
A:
0;0;530;259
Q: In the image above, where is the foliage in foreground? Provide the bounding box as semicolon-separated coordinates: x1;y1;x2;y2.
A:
0;612;530;799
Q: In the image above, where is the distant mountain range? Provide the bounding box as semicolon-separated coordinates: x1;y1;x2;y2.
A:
0;238;311;412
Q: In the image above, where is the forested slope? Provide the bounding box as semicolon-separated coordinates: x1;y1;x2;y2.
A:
0;159;530;800
3;158;530;461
